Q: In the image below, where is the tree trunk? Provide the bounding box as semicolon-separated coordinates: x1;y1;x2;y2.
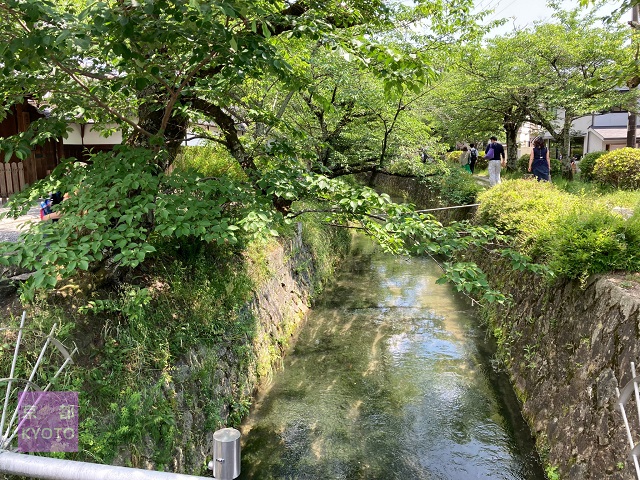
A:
128;85;188;171
561;113;573;180
628;6;640;148
627;111;637;148
504;123;519;170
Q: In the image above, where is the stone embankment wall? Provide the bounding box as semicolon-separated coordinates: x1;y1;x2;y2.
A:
111;225;344;474
361;172;474;222
475;258;640;480
175;226;337;473
368;172;640;479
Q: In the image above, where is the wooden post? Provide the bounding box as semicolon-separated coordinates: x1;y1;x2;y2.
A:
5;163;13;197
10;163;19;195
17;163;25;193
0;164;7;204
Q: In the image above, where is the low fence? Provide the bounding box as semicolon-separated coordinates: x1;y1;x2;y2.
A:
0;163;25;204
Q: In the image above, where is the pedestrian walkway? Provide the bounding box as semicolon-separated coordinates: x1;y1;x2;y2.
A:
0;206;40;242
474;175;490;187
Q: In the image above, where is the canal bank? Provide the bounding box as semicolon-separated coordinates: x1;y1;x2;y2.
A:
367;171;640;480
239;234;545;479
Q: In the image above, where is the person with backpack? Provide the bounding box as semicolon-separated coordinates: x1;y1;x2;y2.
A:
459;146;471;173
469;144;478;173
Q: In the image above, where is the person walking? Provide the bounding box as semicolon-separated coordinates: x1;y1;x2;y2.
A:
485;136;505;186
528;136;551;181
459;146;471;172
469;144;478;173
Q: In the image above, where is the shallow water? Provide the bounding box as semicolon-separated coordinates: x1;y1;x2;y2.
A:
239;236;545;479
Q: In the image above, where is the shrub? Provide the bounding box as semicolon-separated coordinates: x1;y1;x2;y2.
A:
436;166;482;205
517;154;530;173
446;150;463;164
545;207;640;281
418;165;481;207
474;150;488;171
476;179;640;280
175;143;245;179
550;158;562;176
577;151;606;182
593;148;640;189
476;180;574;241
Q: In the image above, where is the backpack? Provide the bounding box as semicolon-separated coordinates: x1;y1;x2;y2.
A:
470;148;478;162
39;197;52;220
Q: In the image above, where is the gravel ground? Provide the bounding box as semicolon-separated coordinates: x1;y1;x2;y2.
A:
0;206;41;242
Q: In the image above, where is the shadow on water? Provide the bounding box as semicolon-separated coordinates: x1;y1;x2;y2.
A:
239;235;545;480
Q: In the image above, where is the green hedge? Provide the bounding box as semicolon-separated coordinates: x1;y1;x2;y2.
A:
419;164;481;206
593;148;640;189
476;179;640;281
578;151;606;182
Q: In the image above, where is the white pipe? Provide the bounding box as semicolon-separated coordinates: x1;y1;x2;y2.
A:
1;312;26;441
3;323;56;442
0;451;213;480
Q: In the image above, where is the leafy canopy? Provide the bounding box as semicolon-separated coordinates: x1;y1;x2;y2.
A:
0;0;541;303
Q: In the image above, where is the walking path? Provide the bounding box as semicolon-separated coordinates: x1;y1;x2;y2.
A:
0;206;40;242
474;174;491;187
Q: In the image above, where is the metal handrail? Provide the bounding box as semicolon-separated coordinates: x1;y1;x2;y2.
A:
617;362;640;480
0;450;213;480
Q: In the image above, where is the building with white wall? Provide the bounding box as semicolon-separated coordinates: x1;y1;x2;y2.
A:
517;110;638;159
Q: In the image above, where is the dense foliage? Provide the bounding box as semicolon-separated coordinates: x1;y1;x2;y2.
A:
427;5;635;169
578;151;607;182
476;180;640;282
593;147;640;189
0;0;519;303
418;163;481;206
0;215;350;468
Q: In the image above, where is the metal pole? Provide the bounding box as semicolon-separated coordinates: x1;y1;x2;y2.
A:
0;451;213;480
0;312;26;440
2;323;57;444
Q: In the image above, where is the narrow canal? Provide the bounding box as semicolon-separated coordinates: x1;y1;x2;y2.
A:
239;235;545;479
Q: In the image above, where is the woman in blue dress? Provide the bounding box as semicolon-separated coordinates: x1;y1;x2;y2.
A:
528;136;551;181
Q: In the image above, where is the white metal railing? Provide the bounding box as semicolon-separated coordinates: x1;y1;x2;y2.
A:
0;451;214;480
616;361;640;480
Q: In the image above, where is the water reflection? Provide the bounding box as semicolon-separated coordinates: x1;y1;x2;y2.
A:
239;236;544;479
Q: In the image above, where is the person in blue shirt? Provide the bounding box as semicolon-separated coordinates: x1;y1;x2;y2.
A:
40;191;66;222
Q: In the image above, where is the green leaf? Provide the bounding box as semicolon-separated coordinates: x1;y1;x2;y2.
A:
262;23;271;39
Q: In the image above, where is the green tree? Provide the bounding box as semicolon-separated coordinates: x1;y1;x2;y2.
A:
522;6;635;174
0;0;524;302
427;36;535;168
429;4;634;173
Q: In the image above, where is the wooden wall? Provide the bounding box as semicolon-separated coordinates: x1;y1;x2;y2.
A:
0;101;62;200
